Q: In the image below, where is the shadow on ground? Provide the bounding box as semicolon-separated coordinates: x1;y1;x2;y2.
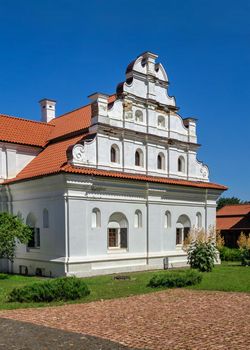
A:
0;318;140;350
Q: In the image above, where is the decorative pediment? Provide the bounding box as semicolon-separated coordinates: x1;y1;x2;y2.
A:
117;51;176;107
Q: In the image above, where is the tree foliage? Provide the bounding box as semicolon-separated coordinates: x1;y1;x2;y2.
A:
0;212;32;262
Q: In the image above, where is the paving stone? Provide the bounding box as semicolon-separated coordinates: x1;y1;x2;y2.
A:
0;289;249;350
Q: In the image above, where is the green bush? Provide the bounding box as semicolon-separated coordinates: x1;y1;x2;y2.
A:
148;269;202;288
0;273;9;280
187;237;217;272
8;276;90;303
218;247;241;261
240;248;250;266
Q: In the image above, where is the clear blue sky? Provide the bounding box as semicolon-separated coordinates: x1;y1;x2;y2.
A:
0;0;249;199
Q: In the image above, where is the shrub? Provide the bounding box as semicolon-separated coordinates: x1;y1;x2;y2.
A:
237;233;250;266
8;276;90;303
218;247;241;261
148;269;202;288
0;273;9;280
216;231;225;250
184;227;217;272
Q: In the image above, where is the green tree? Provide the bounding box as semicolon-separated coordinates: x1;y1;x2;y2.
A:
216;197;248;211
0;212;32;262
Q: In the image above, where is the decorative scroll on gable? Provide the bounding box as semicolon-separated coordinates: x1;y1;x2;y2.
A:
117;52;176;106
68;134;97;167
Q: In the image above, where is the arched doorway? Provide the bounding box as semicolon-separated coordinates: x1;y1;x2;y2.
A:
107;212;128;250
176;214;191;246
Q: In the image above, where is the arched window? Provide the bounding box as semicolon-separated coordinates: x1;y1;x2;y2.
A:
176;214;191;246
110;144;120;163
178;156;185;172
135;149;143;167
196;212;202;228
158;115;165;128
135;110;143;123
108;212;128;249
43;208;49;228
92;208;101;228
157;153;165;170
164;211;171;228
134;210;142;228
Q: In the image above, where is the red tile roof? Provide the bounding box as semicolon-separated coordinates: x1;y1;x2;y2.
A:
216;204;250;230
48;105;92;141
217;204;250;216
48;95;117;141
0;114;54;147
62;164;227;190
217;216;244;230
5;135;85;181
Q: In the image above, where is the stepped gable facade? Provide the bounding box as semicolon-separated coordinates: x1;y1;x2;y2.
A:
0;52;226;276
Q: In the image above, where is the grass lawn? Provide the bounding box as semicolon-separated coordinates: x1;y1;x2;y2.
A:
0;262;249;310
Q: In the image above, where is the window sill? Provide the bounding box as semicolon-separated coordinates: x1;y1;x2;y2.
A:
176;244;183;250
108;248;128;253
27;247;40;252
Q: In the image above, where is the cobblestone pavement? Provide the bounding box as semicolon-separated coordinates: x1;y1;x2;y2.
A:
1;289;250;350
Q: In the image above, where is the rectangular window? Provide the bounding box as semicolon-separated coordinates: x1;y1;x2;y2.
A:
183;227;189;242
176;228;182;245
108;228;118;247
28;228;40;248
120;228;128;248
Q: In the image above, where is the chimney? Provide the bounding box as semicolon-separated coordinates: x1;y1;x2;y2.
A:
39;98;56;123
88;93;109;118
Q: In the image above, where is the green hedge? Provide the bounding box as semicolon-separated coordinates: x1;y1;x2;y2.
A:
148;269;202;288
0;273;9;280
8;276;90;303
218;247;241;261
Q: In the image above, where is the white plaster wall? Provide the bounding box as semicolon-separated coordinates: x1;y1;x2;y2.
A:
3;176;66;276
67;197;146;259
97;135;123;170
73;132;208;181
0;142;40;181
0;173;222;277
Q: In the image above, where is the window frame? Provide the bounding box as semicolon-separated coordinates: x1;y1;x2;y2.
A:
27;228;40;249
135;110;143;123
158;115;165;128
164;211;171;228
108;227;128;250
157;153;165;170
134;210;142;228
110;144;120;164
43;208;49;229
135;149;143;167
91;208;101;228
178;156;185;173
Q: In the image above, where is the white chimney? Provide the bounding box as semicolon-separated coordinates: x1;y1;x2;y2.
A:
39;98;56;123
88;93;109;118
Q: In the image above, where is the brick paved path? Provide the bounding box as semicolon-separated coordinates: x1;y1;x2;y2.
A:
1;289;250;350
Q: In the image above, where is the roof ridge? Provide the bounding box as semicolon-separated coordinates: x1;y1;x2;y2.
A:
222;204;250;207
49;103;92;122
0;113;55;127
50;93;117;122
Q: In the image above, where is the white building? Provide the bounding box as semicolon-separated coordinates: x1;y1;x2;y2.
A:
0;52;226;277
